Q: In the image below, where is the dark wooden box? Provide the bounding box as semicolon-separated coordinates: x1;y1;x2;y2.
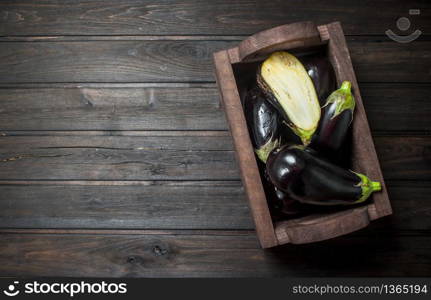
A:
213;21;392;248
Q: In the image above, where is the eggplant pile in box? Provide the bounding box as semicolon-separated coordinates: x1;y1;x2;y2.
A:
243;51;382;218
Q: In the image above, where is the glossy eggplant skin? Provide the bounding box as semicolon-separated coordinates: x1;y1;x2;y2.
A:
272;188;309;216
300;53;337;106
243;87;281;163
266;145;381;206
258;161;303;217
310;103;353;155
310;81;356;155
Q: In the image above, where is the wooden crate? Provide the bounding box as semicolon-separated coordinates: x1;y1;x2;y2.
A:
213;21;392;248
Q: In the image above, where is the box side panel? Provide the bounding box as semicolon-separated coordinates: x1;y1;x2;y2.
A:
321;22;392;217
275;206;370;244
213;50;278;248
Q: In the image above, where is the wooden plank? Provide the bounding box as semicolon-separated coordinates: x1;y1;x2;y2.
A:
0;84;429;132
0;40;429;83
375;183;431;234
0;40;233;83
0;135;235;151
0;135;238;181
348;37;431;83
0;135;429;181
0;232;430;277
0;131;229;137
0;182;429;233
0;181;253;229
0;0;429;36
0;87;226;131
361;83;431;132
0;36;247;42
376;136;431;181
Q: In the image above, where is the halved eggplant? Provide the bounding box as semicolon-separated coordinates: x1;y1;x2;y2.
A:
300;53;337;105
257;51;321;145
310;81;356;154
266;145;381;206
243;87;281;163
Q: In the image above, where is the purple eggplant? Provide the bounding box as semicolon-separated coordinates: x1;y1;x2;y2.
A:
258;161;304;217
300;53;337;105
272;187;312;216
266;145;381;206
310;81;356;155
243;87;282;163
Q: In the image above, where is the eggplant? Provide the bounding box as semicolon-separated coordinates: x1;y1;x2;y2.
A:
300;53;337;106
266;145;381;206
243;87;281;163
310;81;355;154
258;161;304;217
272;187;308;216
257;51;321;145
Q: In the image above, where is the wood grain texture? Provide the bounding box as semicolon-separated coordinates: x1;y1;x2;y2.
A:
237;21;321;61
0;39;429;83
348;37;431;83
0;40;232;83
1;232;430;277
0;0;430;276
0;86;226;131
0;84;429;132
361;83;431;132
0;0;429;36
0;181;253;229
0;135;429;181
378;183;431;234
0;182;429;233
0;135;237;180
376;136;431;180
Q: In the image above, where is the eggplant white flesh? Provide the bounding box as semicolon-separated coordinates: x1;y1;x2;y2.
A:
257;51;321;145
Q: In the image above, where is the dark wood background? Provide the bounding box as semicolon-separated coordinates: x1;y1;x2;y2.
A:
0;0;430;277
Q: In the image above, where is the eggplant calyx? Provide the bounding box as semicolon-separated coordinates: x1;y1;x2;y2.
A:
283;120;316;145
353;171;382;203
325;81;356;121
293;126;316;145
289;144;306;151
255;137;281;163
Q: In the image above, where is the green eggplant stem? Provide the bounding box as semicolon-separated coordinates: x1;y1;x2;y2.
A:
284;121;315;145
255;137;280;163
353;172;382;203
340;81;351;92
295;127;315;146
325;80;356;120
